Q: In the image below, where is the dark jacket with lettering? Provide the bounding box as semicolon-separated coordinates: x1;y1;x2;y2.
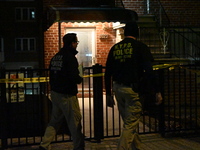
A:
49;46;82;95
105;38;159;95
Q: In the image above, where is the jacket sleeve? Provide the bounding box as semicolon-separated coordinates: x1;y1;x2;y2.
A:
140;45;161;93
64;54;83;84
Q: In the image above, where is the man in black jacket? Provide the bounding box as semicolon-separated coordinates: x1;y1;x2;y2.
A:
105;22;162;150
40;33;85;150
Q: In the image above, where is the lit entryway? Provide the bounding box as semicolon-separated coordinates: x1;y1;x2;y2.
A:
65;28;96;67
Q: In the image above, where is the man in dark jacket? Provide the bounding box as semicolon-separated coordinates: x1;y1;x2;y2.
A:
40;33;85;150
105;22;162;150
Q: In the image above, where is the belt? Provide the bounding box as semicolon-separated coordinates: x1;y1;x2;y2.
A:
114;81;133;87
114;81;139;93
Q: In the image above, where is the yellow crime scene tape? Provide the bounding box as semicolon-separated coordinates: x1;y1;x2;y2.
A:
0;63;186;84
179;66;200;74
0;77;50;83
153;63;176;70
83;73;104;78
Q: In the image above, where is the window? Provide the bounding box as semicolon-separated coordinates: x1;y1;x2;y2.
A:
15;7;35;21
15;38;36;51
20;66;33;77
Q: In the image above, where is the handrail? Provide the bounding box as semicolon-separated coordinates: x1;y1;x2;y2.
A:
187;27;200;37
172;29;200;50
170;29;200;62
115;0;124;8
149;0;170;27
138;26;200;63
156;0;170;27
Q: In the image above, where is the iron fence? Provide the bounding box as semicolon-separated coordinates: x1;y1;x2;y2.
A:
139;27;200;63
163;65;200;135
1;64;200;149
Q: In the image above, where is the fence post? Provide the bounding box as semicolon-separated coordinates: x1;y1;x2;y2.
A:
0;68;8;150
158;69;165;137
92;64;104;142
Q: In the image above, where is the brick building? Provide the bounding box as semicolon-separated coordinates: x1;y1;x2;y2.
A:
0;1;200;146
0;0;44;69
43;0;200;68
0;0;200;69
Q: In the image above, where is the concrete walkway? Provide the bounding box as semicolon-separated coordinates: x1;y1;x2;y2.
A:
6;134;200;150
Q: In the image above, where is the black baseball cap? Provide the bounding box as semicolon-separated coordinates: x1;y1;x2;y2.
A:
124;22;139;37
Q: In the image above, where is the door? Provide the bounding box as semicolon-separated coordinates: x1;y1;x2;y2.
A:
65;28;96;67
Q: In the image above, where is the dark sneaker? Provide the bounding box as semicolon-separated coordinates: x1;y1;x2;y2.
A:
39;146;46;150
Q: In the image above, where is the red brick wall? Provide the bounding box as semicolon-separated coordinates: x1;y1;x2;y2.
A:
43;0;200;68
44;23;59;68
123;0;146;14
96;23;116;66
122;0;200;26
43;0;200;27
44;22;115;68
158;0;200;26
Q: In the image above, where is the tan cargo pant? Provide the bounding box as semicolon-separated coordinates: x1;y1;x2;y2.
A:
40;91;84;150
113;82;142;150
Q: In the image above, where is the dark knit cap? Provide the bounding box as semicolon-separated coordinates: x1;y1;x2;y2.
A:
124;22;139;37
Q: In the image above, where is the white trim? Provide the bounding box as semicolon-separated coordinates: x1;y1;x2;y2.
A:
112;22;125;29
65;27;96;66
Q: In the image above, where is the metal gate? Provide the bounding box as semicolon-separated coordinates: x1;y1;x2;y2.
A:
1;64;200;149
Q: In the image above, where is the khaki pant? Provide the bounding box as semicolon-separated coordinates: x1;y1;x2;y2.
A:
40;91;84;150
113;82;142;150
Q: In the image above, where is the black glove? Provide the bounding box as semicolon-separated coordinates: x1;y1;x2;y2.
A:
106;95;115;107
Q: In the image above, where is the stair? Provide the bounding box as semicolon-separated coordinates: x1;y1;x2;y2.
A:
137;15;157;27
137;15;190;65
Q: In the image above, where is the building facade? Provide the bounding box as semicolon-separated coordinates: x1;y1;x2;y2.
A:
0;0;44;69
0;0;200;69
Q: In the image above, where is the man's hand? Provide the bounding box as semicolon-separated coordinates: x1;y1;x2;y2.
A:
155;92;162;105
78;64;83;77
106;95;115;107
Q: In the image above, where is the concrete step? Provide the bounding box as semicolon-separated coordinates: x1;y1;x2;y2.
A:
154;57;191;64
137;15;157;27
138;15;156;22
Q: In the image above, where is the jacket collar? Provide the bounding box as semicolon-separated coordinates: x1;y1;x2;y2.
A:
61;46;78;55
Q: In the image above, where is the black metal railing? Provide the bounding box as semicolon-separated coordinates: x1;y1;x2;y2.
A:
138;27;200;63
163;64;200;135
148;0;170;27
115;0;124;8
168;28;200;62
1;64;200;149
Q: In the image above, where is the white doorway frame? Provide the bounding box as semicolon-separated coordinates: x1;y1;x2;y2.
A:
65;28;96;67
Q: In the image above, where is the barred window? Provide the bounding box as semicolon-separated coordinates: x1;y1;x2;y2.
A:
15;7;35;21
15;38;36;51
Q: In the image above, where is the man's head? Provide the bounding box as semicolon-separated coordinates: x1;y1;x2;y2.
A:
63;33;79;49
124;22;139;38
